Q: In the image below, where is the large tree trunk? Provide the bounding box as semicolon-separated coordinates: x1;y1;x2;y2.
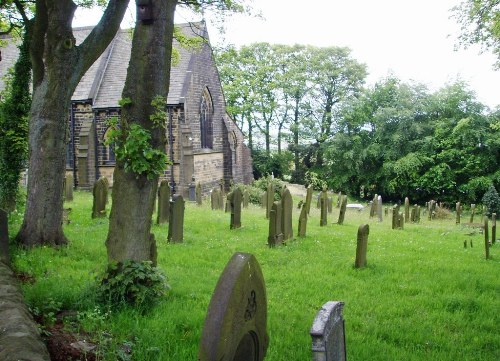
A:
16;0;129;247
0;209;9;265
106;0;177;265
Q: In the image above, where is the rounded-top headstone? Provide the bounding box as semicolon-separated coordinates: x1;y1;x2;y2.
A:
199;252;268;361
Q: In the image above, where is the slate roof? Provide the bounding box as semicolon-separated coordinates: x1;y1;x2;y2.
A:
0;22;209;107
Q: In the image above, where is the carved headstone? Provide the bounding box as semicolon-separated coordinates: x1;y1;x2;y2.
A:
455;202;461;224
305;185;313;215
337;195;347;225
268;202;283;247
369;194;378;218
199;252;269;361
157;180;170;224
310;301;346;361
377;195;383;222
229;188;243;230
298;205;308;237
168;195;185;243
354;224;370;268
91;177;108;218
64;174;73;202
196;182;202;205
281;188;293;241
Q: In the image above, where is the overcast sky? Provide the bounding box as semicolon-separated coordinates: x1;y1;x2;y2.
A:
73;0;499;109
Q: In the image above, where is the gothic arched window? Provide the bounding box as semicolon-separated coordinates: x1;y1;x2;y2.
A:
103;127;116;164
200;87;214;149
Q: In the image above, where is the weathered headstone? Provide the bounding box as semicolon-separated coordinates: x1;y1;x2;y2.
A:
156;180;170;224
354;224;370;268
455;202;461;224
196;182;202;205
392;204;401;230
219;178;226;199
298;205;308;237
268;201;283;247
281;187;293;241
91;177;108;218
266;182;274;219
369;194;378;218
470;204;476;223
410;206;416;223
327;197;333;214
199;252;269;361
189;177;196;202
310;301;346;361
404;197;410;223
398;212;404;229
211;188;221;210
337;195;347;225
229;188;243;230
492;213;496;245
377;195;383;222
336;192;342;208
168;195;185;243
320;197;328;227
305;185;313;215
484;216;489;259
64;174;73;202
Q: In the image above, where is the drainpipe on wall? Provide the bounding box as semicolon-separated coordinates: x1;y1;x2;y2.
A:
168;107;175;194
70;103;77;188
93;111;100;182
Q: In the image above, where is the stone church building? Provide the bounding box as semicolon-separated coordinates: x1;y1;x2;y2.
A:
0;22;253;197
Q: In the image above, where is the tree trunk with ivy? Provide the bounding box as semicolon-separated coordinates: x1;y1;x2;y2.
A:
106;0;177;265
15;0;129;247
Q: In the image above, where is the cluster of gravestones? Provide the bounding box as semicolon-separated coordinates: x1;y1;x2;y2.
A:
198;252;347;361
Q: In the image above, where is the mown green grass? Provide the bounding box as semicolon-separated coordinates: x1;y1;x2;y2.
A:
9;190;500;360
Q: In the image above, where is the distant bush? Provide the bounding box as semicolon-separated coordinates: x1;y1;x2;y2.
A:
252;177;285;201
434;206;452;220
482;185;500;217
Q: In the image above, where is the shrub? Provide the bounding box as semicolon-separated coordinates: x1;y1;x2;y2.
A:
433;206;452;220
98;260;169;310
481;185;500;217
252;176;285;201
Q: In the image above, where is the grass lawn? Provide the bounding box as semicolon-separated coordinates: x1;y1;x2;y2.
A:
9;190;500;360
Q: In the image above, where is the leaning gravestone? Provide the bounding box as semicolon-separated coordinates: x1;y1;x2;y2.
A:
268;201;284;247
64;174;73;201
229;188;243;230
337;195;347;225
157;180;170;224
354;224;370;268
91;177;108;218
199;252;269;361
196;182;202;205
310;301;346;361
168;195;185;243
281;188;293;241
298;205;308;237
305;185;313;215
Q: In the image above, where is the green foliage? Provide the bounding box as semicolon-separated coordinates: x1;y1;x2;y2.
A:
251;149;292;180
252;176;284;201
304;170;326;191
98;260;169;310
481;185;500;217
29;297;62;327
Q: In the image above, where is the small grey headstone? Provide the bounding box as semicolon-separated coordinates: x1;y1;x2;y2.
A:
337;195;347;225
157;180;170;224
92;177;108;218
281;187;293;241
355;224;369;268
268;201;283;247
64;174;73;202
298;205;308;237
310;301;346;361
168;195;185;243
229;188;243;230
199;252;269;361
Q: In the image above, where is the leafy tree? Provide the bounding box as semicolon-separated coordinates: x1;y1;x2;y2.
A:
452;0;500;69
482;185;500;217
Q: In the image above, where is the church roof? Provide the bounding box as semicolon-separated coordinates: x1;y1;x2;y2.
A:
0;22;209;107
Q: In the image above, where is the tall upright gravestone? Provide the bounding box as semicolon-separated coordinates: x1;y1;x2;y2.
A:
298;205;308;237
168;195;185;243
91;177;108;218
310;301;346;361
491;213;496;245
229;188;243;230
281;187;293;241
337;195;347;225
470;204;476;223
243;189;249;208
268;202;284;247
199;252;269;361
320;197;328;227
157;180;170;224
64;174;73;201
455;202;461;224
354;224;370;268
305;185;313;215
377;195;383;222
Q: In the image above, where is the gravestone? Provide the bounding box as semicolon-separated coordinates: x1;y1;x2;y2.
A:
64;174;73;202
310;301;346;361
337;195;347;225
404;197;410;223
305;185;313;214
484;217;489;259
392;204;401;230
168;195;185;243
196;182;202;205
260;193;266;209
189;177;196;202
410;206;416;223
336;192;342;208
492;213;496;245
327;197;333;214
219;178;226;199
354;224;370;268
369;194;378;218
243;189;249;208
377;195;383;222
229;188;243;230
455;202;461;224
298;205;308;237
199;252;269;361
91;177;108;218
470;204;476;223
268;201;283;247
266;182;274;219
320;197;328;227
156;180;170;224
398;212;404;229
281;188;293;241
211;188;220;210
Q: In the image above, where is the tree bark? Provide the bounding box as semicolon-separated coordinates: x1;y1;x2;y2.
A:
0;210;9;265
16;0;129;247
106;0;177;265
